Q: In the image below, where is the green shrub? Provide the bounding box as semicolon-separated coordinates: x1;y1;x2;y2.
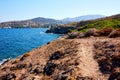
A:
75;19;120;32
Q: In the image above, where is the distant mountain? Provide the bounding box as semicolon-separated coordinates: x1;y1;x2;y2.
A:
0;15;105;28
30;17;61;25
62;15;105;23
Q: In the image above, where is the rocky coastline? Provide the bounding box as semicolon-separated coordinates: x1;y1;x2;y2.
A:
46;25;75;34
0;33;120;80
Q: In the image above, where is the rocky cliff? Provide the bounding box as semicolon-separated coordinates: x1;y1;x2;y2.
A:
46;25;75;34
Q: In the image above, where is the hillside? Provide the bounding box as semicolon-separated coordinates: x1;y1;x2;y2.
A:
30;17;61;25
0;36;120;80
0;20;40;28
75;14;120;32
0;17;62;28
46;14;120;34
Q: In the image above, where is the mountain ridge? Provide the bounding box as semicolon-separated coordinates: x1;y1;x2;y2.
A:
0;15;105;28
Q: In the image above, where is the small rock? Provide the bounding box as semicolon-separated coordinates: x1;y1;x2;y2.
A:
50;51;62;60
32;67;43;74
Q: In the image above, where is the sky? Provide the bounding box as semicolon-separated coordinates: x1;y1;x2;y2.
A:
0;0;120;22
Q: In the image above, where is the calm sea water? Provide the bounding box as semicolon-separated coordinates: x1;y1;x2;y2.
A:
0;28;60;62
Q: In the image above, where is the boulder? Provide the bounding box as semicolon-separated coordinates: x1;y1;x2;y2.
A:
84;28;98;37
108;29;120;38
50;51;62;60
67;32;80;39
97;28;113;36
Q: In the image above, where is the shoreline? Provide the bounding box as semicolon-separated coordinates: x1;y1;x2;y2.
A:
0;58;12;65
0;28;61;66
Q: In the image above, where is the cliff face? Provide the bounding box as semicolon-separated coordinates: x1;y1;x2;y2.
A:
46;25;75;34
0;36;120;80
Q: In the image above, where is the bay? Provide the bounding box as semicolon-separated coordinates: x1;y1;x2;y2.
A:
0;28;60;62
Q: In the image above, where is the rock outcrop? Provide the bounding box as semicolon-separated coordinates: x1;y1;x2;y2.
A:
46;25;75;34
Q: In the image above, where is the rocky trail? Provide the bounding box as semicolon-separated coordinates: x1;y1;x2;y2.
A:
76;39;103;79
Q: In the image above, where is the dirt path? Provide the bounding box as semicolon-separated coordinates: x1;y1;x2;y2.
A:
75;38;106;80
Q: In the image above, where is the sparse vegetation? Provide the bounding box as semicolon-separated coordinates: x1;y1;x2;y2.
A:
70;22;77;27
70;15;120;33
94;41;120;79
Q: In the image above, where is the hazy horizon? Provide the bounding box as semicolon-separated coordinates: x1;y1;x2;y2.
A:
0;0;120;22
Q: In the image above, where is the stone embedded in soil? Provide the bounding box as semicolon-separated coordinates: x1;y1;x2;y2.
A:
43;61;57;76
50;51;62;60
32;67;43;74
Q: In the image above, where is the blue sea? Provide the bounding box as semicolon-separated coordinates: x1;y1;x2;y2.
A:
0;28;60;63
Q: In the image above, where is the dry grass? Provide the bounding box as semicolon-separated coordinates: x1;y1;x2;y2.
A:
94;41;120;79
